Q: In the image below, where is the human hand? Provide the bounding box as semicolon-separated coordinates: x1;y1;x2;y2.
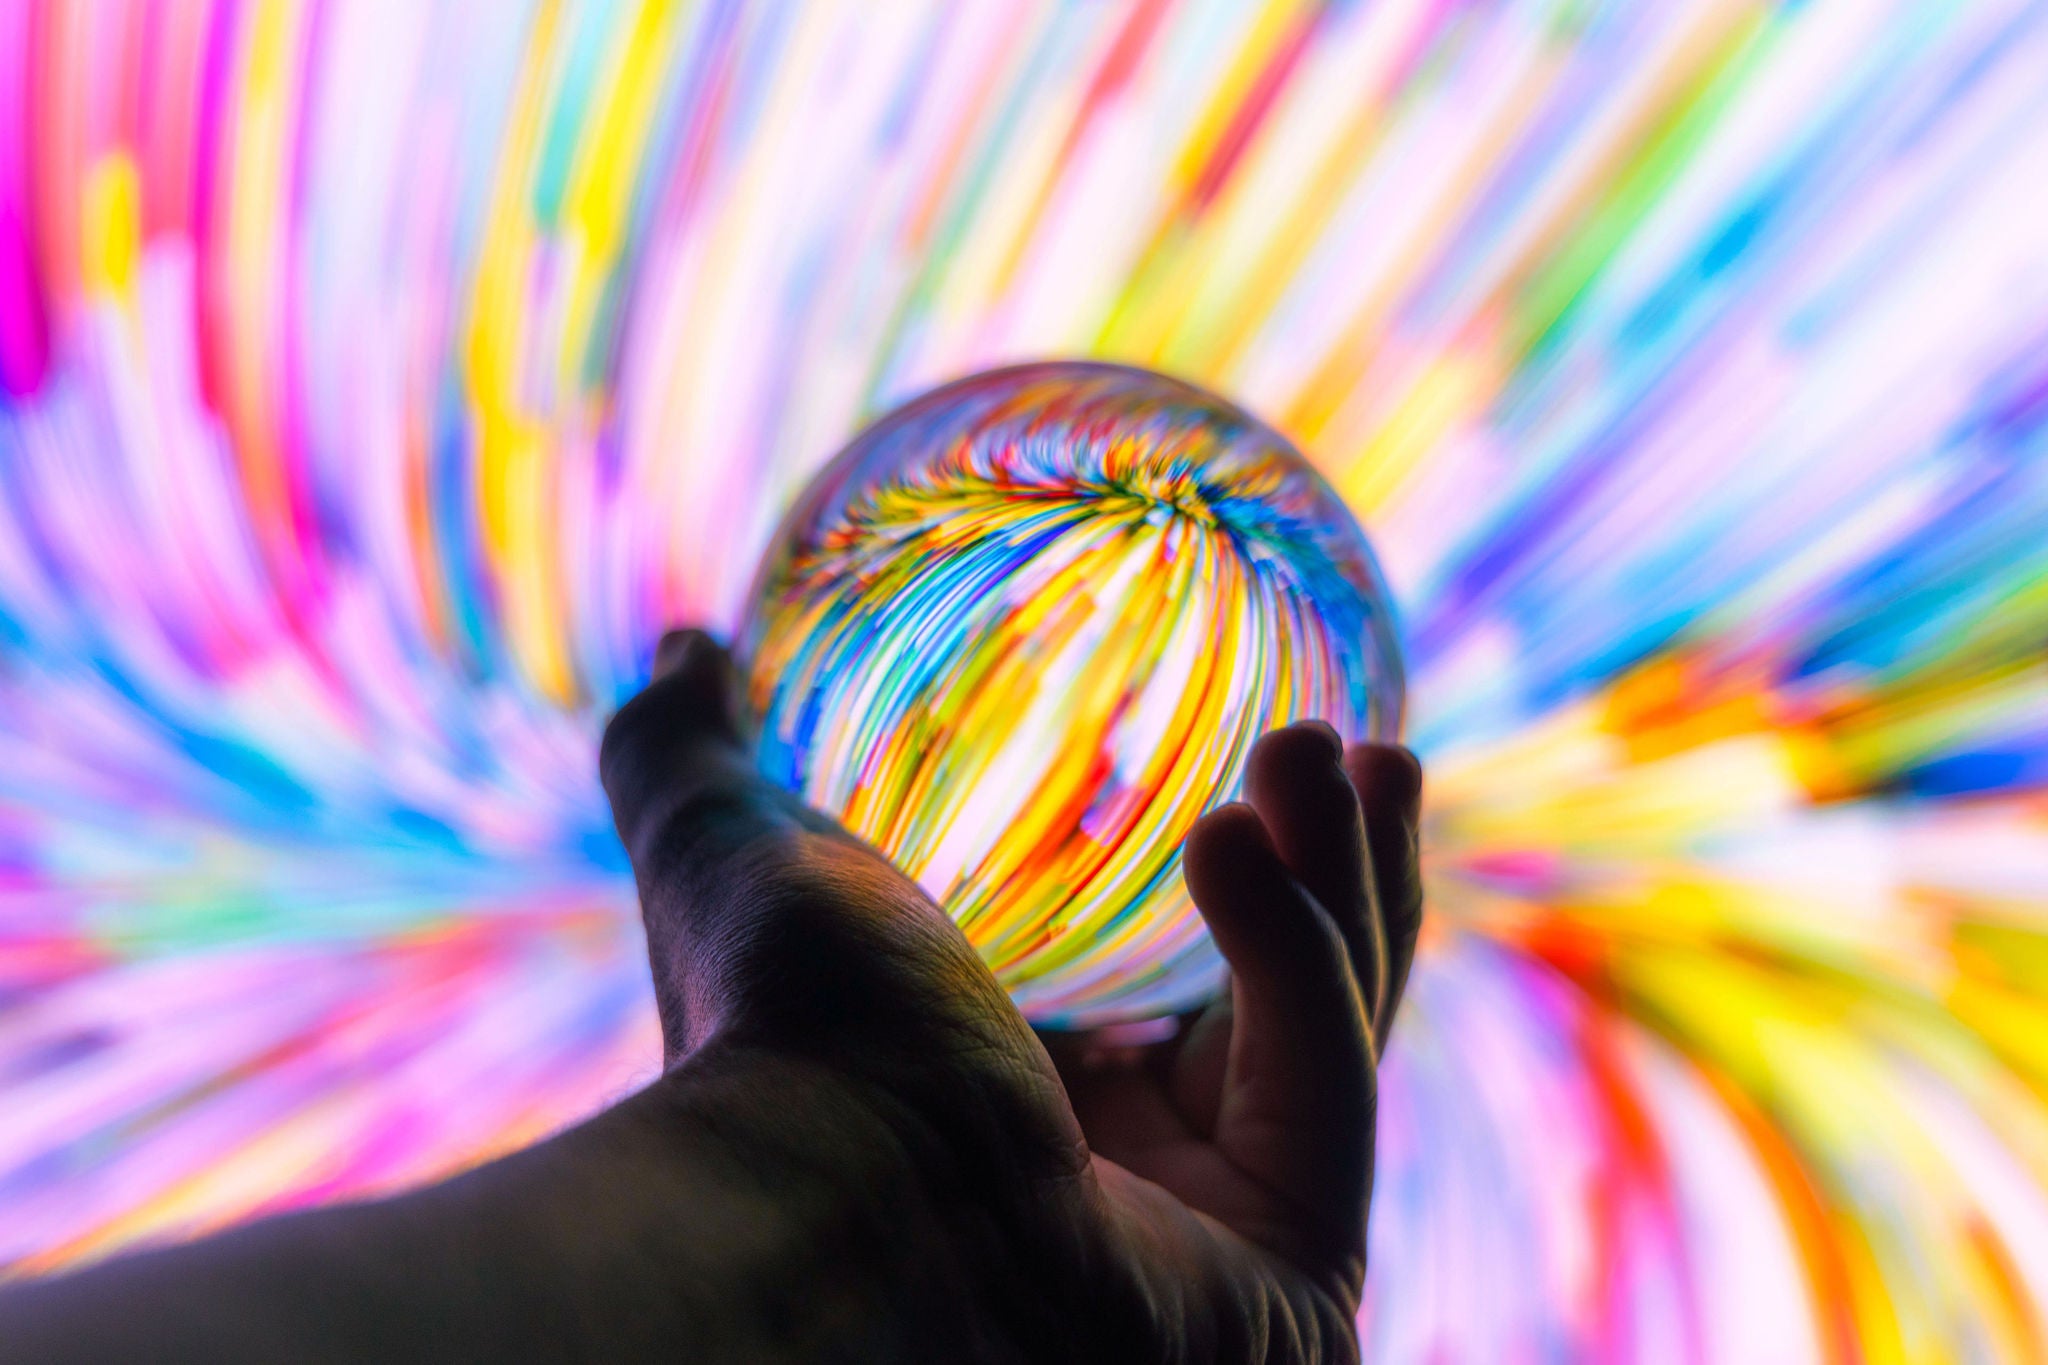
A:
599;628;1423;1362
1040;725;1424;1334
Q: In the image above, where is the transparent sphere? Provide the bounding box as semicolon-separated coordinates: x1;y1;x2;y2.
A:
740;362;1404;1027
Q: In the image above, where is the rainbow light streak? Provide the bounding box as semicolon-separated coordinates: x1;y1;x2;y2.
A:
2;1;2048;1359
742;361;1401;1025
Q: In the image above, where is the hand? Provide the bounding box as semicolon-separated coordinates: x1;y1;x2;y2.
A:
600;628;1424;1363
1041;726;1424;1318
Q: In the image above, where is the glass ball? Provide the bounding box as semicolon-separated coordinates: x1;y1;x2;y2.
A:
740;362;1403;1026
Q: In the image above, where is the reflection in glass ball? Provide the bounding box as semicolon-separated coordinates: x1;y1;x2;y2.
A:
741;362;1404;1026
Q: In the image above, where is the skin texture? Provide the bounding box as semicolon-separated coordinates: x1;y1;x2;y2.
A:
0;628;1423;1363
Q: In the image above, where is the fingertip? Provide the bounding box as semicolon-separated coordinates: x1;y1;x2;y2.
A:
601;627;746;816
1183;802;1274;887
1184;802;1351;980
652;628;740;729
1248;720;1345;783
1244;723;1353;822
1301;717;1344;756
653;627;711;680
1344;742;1422;823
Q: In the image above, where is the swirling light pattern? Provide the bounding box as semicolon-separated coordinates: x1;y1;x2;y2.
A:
3;0;2048;1359
742;361;1401;1025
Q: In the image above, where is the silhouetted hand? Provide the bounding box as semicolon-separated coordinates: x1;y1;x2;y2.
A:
598;628;1424;1362
0;625;1420;1365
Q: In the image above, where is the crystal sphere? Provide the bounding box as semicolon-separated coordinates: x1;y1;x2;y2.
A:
739;362;1404;1026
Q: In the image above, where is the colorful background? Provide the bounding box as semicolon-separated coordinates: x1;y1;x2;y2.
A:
3;0;2047;1358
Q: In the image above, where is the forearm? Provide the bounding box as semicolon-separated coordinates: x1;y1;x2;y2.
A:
0;1053;1007;1364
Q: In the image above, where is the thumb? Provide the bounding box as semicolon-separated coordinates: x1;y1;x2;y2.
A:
601;630;812;1059
601;629;815;884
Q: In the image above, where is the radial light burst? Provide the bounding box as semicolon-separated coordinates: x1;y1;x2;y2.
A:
4;1;2048;1359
